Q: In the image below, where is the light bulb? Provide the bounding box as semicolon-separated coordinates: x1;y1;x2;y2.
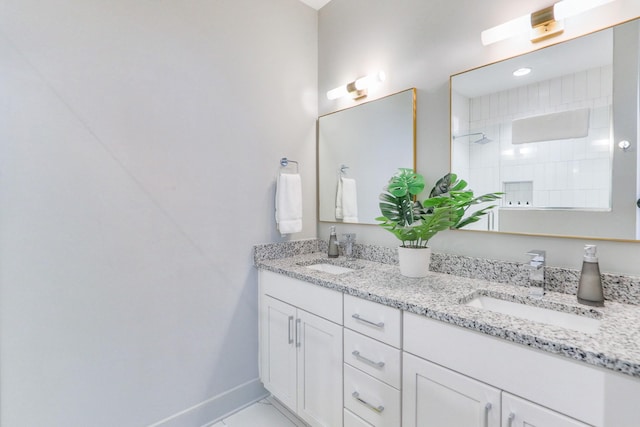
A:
481;14;531;46
554;0;615;21
326;85;348;100
354;71;386;90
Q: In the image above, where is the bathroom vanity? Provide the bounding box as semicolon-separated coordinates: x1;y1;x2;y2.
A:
255;241;640;427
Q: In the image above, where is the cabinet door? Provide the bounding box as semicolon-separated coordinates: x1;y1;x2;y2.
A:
297;309;343;427
403;353;501;427
502;393;590;427
261;296;297;411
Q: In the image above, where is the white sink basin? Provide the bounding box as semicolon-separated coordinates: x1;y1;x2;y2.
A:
305;263;355;275
465;295;601;334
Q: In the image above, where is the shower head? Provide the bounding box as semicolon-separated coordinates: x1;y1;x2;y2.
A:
453;132;493;144
474;134;492;144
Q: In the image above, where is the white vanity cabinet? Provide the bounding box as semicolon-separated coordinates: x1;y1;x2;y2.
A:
259;266;640;427
259;270;343;427
403;312;640;427
342;295;402;427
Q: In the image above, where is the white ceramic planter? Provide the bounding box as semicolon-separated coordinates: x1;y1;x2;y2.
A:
397;246;431;278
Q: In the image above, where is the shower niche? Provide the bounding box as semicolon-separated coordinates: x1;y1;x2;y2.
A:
503;181;533;208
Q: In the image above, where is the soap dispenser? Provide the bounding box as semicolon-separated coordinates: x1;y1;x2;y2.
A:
328;226;339;258
577;244;604;307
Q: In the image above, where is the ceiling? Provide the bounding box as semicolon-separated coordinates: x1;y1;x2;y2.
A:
299;0;332;10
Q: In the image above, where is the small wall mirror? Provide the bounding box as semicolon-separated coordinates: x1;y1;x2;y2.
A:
318;88;416;225
451;19;639;241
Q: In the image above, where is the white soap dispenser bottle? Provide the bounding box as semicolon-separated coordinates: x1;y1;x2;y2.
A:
577;244;604;307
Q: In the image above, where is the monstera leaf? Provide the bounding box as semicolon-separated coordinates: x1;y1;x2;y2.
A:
378;168;425;228
387;168;425;198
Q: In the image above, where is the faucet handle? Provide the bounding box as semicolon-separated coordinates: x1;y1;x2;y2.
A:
526;250;546;269
526;249;545;261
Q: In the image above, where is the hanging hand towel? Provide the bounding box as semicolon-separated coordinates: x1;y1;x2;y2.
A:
275;172;302;235
335;177;358;223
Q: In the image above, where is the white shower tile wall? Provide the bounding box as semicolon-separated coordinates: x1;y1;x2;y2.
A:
468;64;612;211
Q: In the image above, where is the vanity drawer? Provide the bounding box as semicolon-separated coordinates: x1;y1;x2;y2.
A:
344;409;374;427
260;269;342;324
344;364;401;427
344;329;401;389
344;294;401;347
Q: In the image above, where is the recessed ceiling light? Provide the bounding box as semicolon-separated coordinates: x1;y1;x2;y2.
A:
513;67;532;77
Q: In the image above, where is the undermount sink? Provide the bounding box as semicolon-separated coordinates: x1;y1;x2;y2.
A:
305;263;355;275
465;295;601;334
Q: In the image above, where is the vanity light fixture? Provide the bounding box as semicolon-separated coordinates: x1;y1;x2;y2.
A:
481;0;615;46
326;71;386;100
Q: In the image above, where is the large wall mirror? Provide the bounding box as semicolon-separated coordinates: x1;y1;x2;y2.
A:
318;88;416;225
451;19;639;241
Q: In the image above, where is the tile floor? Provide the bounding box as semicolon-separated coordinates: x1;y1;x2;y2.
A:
209;397;305;427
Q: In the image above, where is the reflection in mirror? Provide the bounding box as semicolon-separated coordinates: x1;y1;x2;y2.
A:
318;88;416;225
451;19;639;241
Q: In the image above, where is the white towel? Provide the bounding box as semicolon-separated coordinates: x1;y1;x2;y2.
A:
275;173;302;235
335;177;358;223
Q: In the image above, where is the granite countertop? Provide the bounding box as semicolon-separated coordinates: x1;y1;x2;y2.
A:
256;251;640;379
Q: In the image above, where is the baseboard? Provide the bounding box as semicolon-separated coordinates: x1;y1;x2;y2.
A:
146;378;268;427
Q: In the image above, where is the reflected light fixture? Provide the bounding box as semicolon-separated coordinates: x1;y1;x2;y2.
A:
481;0;616;46
513;67;532;77
513;67;531;77
326;71;386;100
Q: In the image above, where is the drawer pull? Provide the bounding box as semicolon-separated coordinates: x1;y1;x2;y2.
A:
352;350;385;368
351;313;384;328
507;412;515;427
288;316;294;344
484;403;492;427
352;391;384;413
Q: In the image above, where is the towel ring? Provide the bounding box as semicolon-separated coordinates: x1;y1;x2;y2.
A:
280;157;299;172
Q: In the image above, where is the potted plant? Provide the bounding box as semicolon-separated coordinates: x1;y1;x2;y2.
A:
376;168;501;277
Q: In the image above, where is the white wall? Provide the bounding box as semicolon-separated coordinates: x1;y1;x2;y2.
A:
318;0;640;275
0;0;317;426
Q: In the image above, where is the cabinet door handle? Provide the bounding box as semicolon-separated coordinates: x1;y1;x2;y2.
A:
352;350;385;368
484;403;492;427
507;412;515;427
287;316;294;344
352;391;384;413
351;313;384;328
295;318;301;348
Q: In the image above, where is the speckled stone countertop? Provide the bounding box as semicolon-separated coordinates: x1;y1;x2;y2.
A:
255;249;640;379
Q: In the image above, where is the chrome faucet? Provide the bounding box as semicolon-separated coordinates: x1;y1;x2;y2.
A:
342;233;356;258
526;250;546;298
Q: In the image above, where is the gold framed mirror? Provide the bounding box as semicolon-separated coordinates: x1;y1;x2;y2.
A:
450;19;639;241
318;88;416;225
